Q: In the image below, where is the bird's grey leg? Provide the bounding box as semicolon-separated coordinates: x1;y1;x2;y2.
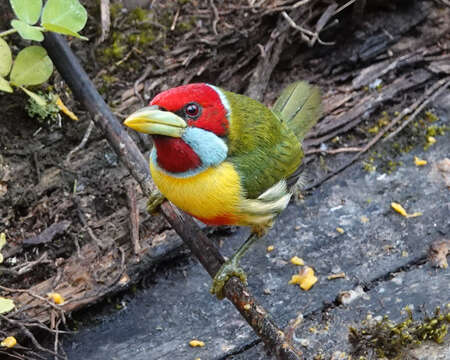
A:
210;232;260;299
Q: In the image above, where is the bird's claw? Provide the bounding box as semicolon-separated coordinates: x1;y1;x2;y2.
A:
146;191;166;214
210;259;247;300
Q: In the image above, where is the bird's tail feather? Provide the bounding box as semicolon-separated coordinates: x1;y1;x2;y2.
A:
272;81;321;141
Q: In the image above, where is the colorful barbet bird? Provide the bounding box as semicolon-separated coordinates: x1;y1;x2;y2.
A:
124;82;321;298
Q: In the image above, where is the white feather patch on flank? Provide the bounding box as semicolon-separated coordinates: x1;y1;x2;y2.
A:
240;193;291;216
240;179;291;218
207;84;231;121
258;180;288;202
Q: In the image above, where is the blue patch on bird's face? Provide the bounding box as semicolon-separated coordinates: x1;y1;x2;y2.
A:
181;127;228;167
150;127;228;178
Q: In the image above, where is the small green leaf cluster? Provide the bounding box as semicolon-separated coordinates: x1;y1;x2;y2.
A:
25;91;60;127
0;0;88;104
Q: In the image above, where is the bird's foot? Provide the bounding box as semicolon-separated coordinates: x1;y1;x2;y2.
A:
146;190;165;214
210;259;247;300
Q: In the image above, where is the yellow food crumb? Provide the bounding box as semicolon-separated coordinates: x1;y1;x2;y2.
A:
402;250;408;257
336;227;344;234
243;303;251;310
289;266;318;291
55;96;78;121
1;336;17;348
266;245;274;252
290;256;305;266
189;340;205;347
360;216;369;224
391;202;407;216
427;136;436;145
414;156;427;166
47;292;64;304
327;272;345;280
391;202;422;218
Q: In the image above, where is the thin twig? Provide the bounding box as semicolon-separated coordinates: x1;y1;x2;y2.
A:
53;319;60;360
209;0;219;35
282;11;314;39
305;146;362;155
170;8;180;31
281;10;335;46
0;350;29;360
264;0;312;14
12;252;51;276
126;182;141;255
22;321;74;334
311;3;337;46
65;120;94;165
98;0;111;44
333;0;357;15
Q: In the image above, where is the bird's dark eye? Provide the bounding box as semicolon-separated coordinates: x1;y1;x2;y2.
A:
185;103;200;118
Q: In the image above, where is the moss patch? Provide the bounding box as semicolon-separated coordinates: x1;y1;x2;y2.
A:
349;305;450;359
361;109;447;174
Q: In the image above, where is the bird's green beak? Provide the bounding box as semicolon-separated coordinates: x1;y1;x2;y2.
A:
123;105;187;138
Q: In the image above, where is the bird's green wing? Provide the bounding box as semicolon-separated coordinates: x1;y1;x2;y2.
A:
224;90;303;199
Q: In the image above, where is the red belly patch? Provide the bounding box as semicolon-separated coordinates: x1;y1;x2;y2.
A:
194;213;239;226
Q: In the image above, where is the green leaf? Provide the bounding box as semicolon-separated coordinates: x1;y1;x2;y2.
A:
41;0;87;39
20;87;47;106
11;19;44;42
0;38;12;77
0;76;13;93
41;23;88;40
0;297;15;314
10;46;53;86
10;0;43;25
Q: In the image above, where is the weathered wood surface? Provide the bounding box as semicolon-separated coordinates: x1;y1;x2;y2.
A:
231;268;450;360
64;93;449;359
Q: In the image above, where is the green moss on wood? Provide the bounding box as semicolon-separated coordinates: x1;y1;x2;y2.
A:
349;305;450;359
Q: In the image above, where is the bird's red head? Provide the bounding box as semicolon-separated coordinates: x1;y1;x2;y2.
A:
150;83;229;136
124;83;231;174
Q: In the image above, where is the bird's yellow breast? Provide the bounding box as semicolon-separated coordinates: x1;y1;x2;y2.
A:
150;160;244;224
